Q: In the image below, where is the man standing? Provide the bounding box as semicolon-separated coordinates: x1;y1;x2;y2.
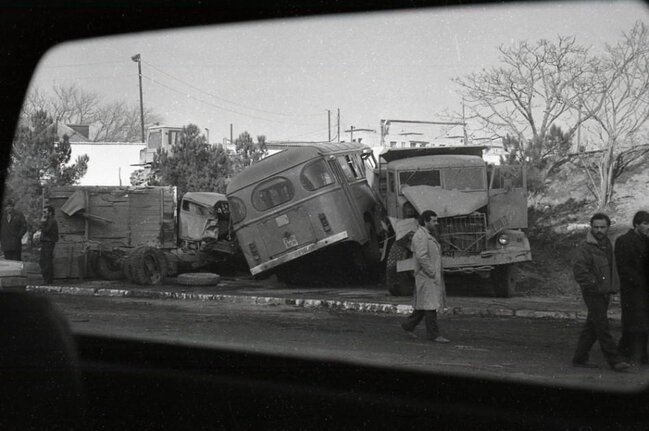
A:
615;210;649;365
39;205;59;285
401;210;449;343
572;213;629;371
0;199;27;261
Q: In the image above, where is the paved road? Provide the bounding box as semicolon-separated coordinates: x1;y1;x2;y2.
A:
49;294;649;392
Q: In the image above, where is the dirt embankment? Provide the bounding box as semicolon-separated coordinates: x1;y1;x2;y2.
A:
517;163;649;298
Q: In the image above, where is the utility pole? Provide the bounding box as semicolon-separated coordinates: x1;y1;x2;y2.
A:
205;128;210;145
327;110;331;141
337;108;340;143
230;124;233;148
350;125;354;142
131;54;145;143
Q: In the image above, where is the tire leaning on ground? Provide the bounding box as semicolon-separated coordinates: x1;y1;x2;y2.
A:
127;246;167;285
385;243;414;297
175;272;221;286
492;264;516;298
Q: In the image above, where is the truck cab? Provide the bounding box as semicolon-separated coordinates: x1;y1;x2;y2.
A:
378;146;531;297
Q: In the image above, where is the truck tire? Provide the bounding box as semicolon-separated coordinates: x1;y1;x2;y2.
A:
385;243;414;297
176;272;220;286
492;264;516;298
129;246;167;285
94;254;124;280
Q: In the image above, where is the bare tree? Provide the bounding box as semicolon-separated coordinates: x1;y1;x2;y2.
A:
574;21;649;209
454;36;594;172
23;84;161;142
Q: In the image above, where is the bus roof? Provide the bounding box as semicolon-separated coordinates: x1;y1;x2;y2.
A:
227;141;368;194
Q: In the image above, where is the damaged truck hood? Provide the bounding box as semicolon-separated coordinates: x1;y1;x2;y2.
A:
402;185;488;218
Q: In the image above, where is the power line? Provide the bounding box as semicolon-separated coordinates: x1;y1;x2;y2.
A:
142;60;323;119
143;75;322;127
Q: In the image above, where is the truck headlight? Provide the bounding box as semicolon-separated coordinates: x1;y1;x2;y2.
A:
498;233;509;246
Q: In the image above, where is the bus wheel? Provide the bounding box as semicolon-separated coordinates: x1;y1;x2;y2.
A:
492;264;516;298
385;244;414;296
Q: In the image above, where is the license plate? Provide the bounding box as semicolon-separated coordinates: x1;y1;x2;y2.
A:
276;214;289;227
283;234;299;249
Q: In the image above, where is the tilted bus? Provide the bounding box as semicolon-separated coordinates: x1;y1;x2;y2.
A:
226;142;383;279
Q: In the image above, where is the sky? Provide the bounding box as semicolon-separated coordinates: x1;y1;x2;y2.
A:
28;1;649;147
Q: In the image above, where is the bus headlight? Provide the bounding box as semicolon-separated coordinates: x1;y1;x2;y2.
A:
498;233;509;246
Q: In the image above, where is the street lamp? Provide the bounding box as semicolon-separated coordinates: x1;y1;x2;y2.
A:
131;53;145;143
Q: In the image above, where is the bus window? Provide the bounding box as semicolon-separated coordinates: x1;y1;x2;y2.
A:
252;177;294;211
301;159;335;191
228;197;246;224
338;155;362;181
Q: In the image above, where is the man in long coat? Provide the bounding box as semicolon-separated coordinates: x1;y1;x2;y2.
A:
0;199;27;261
615;210;649;365
572;212;629;371
401;210;449;343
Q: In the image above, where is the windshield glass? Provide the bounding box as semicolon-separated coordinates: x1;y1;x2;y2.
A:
9;0;649;394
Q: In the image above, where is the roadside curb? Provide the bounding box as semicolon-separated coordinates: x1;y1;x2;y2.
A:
25;284;608;322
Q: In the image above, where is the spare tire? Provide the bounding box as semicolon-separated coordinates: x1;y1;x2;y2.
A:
176;272;221;286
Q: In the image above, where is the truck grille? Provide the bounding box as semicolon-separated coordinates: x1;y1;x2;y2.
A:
438;214;486;256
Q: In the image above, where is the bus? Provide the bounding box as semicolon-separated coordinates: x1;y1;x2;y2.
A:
226;141;383;279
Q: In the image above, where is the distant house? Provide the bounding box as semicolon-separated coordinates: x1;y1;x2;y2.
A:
57;123;90;142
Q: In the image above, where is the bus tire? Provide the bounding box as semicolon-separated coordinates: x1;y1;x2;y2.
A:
129;247;167;285
385;244;414;297
94;254;124;280
492;264;515;298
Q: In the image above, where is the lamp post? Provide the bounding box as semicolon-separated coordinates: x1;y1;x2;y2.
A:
131;54;145;143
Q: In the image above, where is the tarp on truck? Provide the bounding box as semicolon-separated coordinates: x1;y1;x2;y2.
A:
402;185;488;218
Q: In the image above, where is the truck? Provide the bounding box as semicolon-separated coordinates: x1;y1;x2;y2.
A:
46;185;237;284
375;128;532;297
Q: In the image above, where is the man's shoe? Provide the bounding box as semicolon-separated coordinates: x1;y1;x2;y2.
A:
572;361;599;369
611;361;631;372
432;336;450;343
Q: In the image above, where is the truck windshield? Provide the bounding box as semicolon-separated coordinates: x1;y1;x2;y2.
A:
399;170;441;188
444;167;486;191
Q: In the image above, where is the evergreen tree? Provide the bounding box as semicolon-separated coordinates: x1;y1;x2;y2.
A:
233;131;267;173
150;124;233;196
5;110;89;232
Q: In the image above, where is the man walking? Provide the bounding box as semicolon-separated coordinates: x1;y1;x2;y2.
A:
615;210;649;365
401;210;449;343
0;199;27;261
572;213;629;371
39;205;59;285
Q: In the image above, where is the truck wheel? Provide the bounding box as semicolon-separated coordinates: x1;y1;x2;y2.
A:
94;255;124;280
492;264;516;298
385;244;414;296
176;272;220;286
129;247;167;285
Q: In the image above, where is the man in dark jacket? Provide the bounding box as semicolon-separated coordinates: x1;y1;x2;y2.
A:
615;210;649;365
0;199;27;261
572;212;630;371
39;205;59;284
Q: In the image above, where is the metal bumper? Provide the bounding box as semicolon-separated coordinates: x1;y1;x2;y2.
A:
250;231;349;275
